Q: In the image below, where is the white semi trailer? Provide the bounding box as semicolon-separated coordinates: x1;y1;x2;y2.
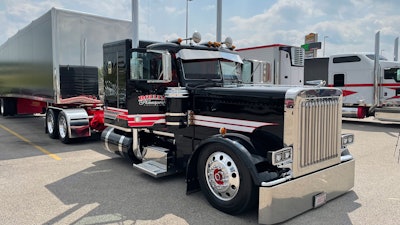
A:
0;8;133;143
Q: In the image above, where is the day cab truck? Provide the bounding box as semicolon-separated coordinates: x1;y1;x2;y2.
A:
0;8;133;143
101;33;355;224
305;53;400;122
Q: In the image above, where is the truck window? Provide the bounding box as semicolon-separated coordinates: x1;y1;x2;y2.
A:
333;74;345;86
130;51;162;80
221;60;240;84
332;56;361;63
241;61;252;83
384;68;400;82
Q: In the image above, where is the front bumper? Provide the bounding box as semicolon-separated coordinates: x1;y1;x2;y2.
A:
258;159;355;224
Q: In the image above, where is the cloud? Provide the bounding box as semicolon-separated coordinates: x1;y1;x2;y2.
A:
224;0;400;58
1;0;399;59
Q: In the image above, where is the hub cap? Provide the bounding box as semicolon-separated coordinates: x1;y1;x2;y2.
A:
205;151;240;201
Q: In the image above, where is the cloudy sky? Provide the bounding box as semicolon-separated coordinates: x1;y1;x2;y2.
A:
0;0;399;59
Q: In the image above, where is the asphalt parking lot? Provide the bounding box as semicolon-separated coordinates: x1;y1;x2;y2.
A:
0;115;399;225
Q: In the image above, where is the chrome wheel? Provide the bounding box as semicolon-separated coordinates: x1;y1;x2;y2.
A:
46;109;58;139
47;113;55;134
205;151;240;201
58;114;67;139
197;143;256;214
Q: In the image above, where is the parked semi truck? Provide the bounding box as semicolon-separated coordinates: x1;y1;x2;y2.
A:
0;8;133;143
236;44;305;85
101;33;355;224
304;53;400;121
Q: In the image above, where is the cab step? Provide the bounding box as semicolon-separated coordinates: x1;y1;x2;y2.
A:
133;145;177;178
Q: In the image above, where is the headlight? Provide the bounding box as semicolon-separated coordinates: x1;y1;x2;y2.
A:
271;147;292;166
341;133;354;146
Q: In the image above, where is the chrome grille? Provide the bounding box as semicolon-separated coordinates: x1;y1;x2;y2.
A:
299;98;339;168
299;97;340;168
285;88;342;178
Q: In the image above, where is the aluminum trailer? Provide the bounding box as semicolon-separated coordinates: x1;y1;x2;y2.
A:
0;8;133;143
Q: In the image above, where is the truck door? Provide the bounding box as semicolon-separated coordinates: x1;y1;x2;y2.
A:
126;49;173;115
383;66;400;105
279;51;303;85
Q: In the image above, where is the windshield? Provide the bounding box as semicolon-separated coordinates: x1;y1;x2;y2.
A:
182;59;241;83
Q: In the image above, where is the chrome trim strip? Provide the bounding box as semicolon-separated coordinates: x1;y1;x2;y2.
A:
165;112;186;116
261;173;292;187
118;135;125;153
104;123;132;133
104;127;113;152
143;129;175;138
166;122;182;126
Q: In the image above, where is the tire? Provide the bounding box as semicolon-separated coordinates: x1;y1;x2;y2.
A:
0;99;4;116
1;98;16;116
46;109;59;139
197;143;257;215
58;111;71;144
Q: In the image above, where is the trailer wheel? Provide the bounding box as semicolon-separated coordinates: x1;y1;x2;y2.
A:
0;99;4;116
197;143;256;214
58;111;70;144
46;109;59;139
1;98;16;116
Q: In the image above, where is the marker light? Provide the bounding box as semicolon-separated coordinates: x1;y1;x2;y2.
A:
219;127;227;136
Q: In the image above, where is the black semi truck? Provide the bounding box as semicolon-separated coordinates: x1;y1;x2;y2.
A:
101;34;355;225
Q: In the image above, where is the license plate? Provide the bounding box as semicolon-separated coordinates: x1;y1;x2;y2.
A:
313;192;327;208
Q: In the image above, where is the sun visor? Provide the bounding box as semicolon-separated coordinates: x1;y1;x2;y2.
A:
176;49;243;63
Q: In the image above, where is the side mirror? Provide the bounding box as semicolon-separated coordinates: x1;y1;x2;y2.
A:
162;51;172;82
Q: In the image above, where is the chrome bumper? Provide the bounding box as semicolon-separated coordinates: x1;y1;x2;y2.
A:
258;159;355;225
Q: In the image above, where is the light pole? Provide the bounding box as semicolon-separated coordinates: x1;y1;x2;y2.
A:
186;0;193;43
323;35;329;57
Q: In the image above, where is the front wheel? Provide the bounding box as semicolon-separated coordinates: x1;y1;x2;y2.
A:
197;143;257;214
58;111;70;144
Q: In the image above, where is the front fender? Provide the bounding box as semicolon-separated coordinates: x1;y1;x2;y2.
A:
186;134;264;194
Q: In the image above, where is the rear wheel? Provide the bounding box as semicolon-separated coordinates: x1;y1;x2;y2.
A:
0;99;4;116
58;111;70;144
1;98;16;116
197;143;257;214
46;109;58;139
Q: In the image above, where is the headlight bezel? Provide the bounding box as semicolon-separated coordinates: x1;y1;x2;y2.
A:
270;147;293;166
341;133;354;146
